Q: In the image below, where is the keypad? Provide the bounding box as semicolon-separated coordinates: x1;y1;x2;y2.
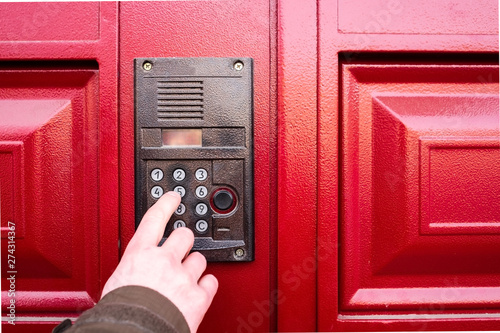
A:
146;161;214;236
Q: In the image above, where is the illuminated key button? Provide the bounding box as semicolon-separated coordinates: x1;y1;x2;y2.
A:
195;203;208;216
195;168;208;181
195;220;209;233
175;203;186;215
151;186;164;199
173;220;186;229
173;169;186;181
151;168;164;181
173;186;186;198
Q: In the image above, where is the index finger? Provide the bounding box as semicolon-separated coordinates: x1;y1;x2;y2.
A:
131;191;181;248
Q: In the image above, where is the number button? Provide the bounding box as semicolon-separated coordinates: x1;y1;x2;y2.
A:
196;220;209;233
173;220;186;229
151;186;164;199
173;186;186;198
151;168;164;181
195;203;208;216
173;169;186;181
195;168;208;181
175;203;186;215
195;186;208;198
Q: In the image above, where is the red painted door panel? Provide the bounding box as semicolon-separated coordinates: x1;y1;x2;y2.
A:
1;1;499;332
338;0;498;35
0;3;119;332
118;2;276;333
0;2;100;41
340;63;500;311
316;0;499;331
0;68;100;312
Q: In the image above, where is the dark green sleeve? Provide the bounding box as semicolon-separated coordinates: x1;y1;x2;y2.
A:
53;286;190;333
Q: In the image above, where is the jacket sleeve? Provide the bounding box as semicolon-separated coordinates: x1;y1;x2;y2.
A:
52;285;190;333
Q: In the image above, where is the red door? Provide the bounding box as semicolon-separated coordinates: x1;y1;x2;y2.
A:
1;1;499;332
0;3;119;331
118;2;275;332
313;0;499;331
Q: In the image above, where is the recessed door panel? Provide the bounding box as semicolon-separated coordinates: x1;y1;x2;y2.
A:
340;63;500;311
0;67;100;314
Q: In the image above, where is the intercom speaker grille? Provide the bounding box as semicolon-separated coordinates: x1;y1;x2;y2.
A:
157;79;204;120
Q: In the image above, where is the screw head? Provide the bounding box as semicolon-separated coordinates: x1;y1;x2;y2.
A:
233;61;244;71
143;61;152;71
235;248;245;258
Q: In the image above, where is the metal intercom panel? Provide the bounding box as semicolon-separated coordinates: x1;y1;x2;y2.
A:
135;57;254;261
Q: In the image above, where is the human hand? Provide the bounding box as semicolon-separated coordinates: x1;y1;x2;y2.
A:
101;191;218;333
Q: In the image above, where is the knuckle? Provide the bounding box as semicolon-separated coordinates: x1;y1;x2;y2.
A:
180;227;195;239
192;251;206;263
171;226;194;240
162;251;178;266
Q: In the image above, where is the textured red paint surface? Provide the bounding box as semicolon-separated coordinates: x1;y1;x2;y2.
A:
340;64;500;311
0;81;99;310
338;0;499;35
276;0;317;331
118;1;276;332
317;0;499;331
0;2;100;41
0;3;119;332
1;0;499;332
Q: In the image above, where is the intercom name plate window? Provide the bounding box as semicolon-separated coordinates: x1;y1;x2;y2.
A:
135;57;254;261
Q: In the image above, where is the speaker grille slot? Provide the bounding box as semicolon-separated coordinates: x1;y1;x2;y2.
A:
157;80;203;120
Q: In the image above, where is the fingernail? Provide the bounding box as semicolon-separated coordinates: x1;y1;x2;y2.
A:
166;191;181;198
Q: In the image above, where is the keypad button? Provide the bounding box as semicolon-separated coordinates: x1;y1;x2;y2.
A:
173;168;186;181
175;203;186;215
151;186;164;199
173;186;186;198
213;189;234;211
173;220;186;229
195;203;208;216
195;186;208;198
151;168;164;181
195;168;208;181
196;220;209;233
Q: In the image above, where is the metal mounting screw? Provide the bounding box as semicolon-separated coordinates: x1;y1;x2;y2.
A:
233;61;244;71
143;61;152;71
235;248;245;258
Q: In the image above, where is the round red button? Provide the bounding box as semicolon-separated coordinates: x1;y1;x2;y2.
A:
210;188;237;214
